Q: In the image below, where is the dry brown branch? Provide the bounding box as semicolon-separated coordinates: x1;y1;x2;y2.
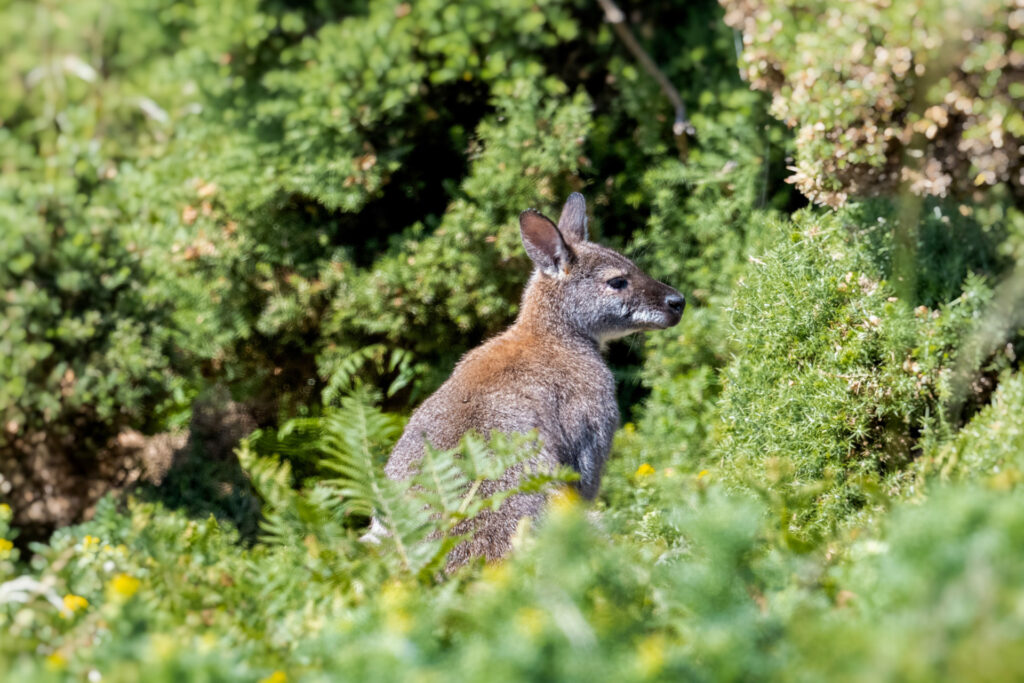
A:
596;0;694;158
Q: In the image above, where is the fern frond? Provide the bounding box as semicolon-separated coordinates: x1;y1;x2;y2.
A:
238;440;346;548
371;475;439;574
416;443;470;515
318;389;403;518
321;344;419;405
237;440;294;513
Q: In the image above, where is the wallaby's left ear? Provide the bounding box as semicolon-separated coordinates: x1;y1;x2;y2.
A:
520;209;573;276
557;192;588;244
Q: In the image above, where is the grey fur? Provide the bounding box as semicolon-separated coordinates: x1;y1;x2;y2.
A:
383;193;684;568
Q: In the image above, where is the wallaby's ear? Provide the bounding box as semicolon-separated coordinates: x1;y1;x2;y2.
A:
557;192;588;244
519;209;573;275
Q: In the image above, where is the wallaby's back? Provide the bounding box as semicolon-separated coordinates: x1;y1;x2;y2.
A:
384;193;684;567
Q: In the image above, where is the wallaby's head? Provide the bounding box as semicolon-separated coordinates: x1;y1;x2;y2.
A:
518;193;684;344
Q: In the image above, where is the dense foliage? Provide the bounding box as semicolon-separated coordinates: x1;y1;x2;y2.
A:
723;0;1024;207
1;0;1022;680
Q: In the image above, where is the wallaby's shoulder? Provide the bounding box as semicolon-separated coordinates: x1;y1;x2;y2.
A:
451;324;602;393
449;328;537;389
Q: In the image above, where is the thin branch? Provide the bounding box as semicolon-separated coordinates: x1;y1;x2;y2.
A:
596;0;695;158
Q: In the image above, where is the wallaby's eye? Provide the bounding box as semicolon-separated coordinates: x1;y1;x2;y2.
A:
606;276;628;290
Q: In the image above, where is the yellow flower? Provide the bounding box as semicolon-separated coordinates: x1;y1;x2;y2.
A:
108;573;140;599
82;535;100;551
150;633;177;659
62;594;89;614
636;634;667;676
697;469;710;480
549;487;580;514
45;652;67;671
634;463;656;478
199;632;218;652
482;562;511;587
0;538;13;554
514;607;546;638
259;672;287;683
380;581;412;634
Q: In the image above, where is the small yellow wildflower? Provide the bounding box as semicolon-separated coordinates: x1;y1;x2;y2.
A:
0;538;13;554
697;469;710;480
108;573;140;599
510;515;533;550
150;633;177;659
45;652;67;671
549;487;580;514
482;561;511;587
636;634;667;676
634;463;656;478
380;581;412;634
82;535;100;551
259;672;287;683
514;606;546;638
63;594;89;614
380;580;409;608
199;632;219;653
385;609;412;635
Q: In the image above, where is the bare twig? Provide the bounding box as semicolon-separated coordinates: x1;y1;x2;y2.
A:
596;0;694;158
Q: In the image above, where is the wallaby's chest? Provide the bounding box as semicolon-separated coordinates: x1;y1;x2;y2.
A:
417;335;619;496
540;353;617;498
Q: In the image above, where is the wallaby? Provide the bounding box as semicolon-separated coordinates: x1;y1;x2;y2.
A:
382;193;684;568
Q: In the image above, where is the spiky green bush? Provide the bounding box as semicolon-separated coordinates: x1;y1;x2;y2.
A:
722;0;1023;207
713;200;1011;537
0;194;184;443
929;369;1024;484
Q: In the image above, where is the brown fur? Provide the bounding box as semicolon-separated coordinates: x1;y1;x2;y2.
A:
383;193;684;568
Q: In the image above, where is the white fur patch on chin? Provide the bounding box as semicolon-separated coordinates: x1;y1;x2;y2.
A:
595;310;670;347
597;328;633;343
629;309;670;327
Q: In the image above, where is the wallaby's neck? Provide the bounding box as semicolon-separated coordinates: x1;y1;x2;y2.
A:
511;275;601;354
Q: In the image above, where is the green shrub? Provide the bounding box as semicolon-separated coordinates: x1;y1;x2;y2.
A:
714;201;1005;537
0;195;185;445
817;484;1024;681
628;118;786;467
928;369;1024;484
722;0;1023;206
602;0;795;465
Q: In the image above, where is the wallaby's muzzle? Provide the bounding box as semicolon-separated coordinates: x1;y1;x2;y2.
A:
629;280;685;331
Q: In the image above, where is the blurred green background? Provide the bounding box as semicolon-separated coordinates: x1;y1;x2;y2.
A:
1;0;1022;680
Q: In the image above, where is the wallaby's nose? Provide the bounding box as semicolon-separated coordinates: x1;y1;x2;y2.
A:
665;292;685;315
